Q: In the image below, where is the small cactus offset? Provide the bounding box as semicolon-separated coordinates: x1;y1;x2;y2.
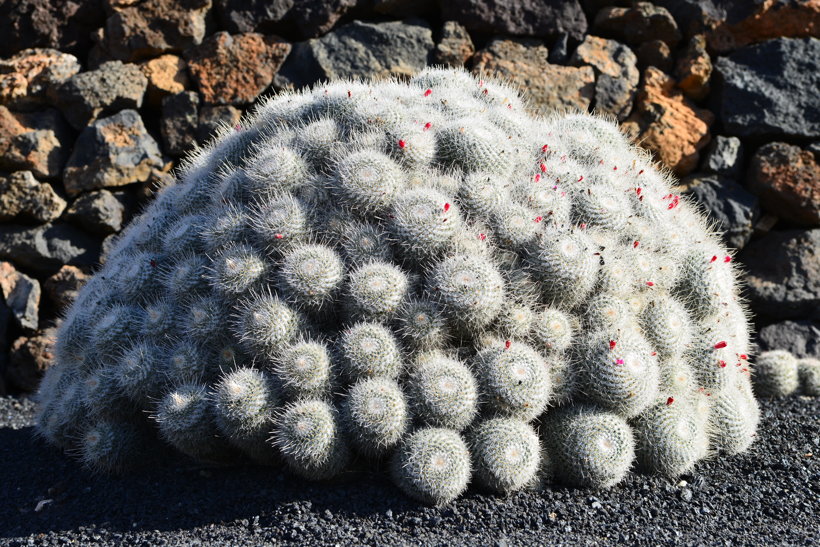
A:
36;68;761;504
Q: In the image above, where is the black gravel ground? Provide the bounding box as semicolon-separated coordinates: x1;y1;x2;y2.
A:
1;395;818;546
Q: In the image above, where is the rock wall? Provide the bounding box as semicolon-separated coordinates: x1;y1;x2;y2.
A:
0;0;818;393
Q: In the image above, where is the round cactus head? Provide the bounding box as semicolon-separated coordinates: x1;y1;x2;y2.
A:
36;67;758;503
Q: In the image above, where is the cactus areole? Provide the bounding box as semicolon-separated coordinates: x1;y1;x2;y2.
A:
36;68;759;505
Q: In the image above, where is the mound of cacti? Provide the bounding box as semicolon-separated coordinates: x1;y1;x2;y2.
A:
35;68;760;505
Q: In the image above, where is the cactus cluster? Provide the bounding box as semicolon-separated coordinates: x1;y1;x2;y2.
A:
36;68;761;505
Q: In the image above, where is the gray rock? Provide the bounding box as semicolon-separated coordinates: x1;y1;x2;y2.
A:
161;91;200;157
197;105;243;144
680;173;759;249
739;229;820;321
0;48;81;110
215;0;293;33
593;2;681;46
0;0;105;57
0;223;101;276
374;0;434;17
63;109;164;197
0;261;40;332
758;320;820;359
434;21;474;68
282;19;435;87
548;33;570;65
701;136;743;178
0;107;71;179
63;190;125;235
290;0;358;38
49;61;148;130
714;38;820;138
0;171;66;224
570;35;639;121
440;0;587;41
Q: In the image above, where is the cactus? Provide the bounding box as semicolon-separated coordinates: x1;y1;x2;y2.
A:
753;350;799;398
36;67;759;504
798;357;820;396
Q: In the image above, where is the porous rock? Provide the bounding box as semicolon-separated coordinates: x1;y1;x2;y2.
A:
706;0;820;53
748;142;819;227
714;38;820;138
675;34;711;101
8;330;55;392
100;0;212;62
0;223;101;276
161;91;200;157
49;61;148;130
593;2;681;46
701;135;743;178
0;107;72;179
282;20;434;87
185;31;291;105
289;0;359;38
622;67;713;175
441;0;587;41
0;261;40;332
63;190;125;235
636;40;673;72
758;320;820;359
434;21;475;68
214;0;293;34
63;109;163;196
739;229;820;321
472;38;595;112
140;55;190;107
0;48;81;110
0;0;105;57
569;35;638;120
679;173;759;249
0;171;66;224
197;105;243;144
44;265;89;311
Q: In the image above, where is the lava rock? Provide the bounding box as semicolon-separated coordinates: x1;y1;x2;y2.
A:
434;21;475;68
99;0;212;62
739;229;820;321
185;31;291;105
622;67;713;175
0;107;72;180
0;48;81;110
0;261;40;332
282;19;433;88
140;55;190;107
636;40;673;72
440;0;587;42
758;320;820;359
197;105;243;144
161;91;200;157
675;34;711;101
289;0;358;38
706;0;820;54
63;109;163;197
49;61;148;130
373;0;434;17
214;0;293;34
44;265;89;311
0;171;65;224
748;142;819;227
548;33;570;65
0;223;101;276
7;330;54;392
593;2;681;46
701;135;743;178
472;38;594;112
62;190;125;235
714;38;820;138
0;0;105;57
678;173;759;249
569;35;638;120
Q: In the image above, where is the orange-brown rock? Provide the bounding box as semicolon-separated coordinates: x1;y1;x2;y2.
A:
185;32;291;105
748;142;820;226
570;35;638;120
8;330;55;392
44;265;89;310
676;35;711;101
0;48;80;109
140;54;190;107
472;38;595;113
622;67;714;175
707;0;820;54
0;106;70;179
